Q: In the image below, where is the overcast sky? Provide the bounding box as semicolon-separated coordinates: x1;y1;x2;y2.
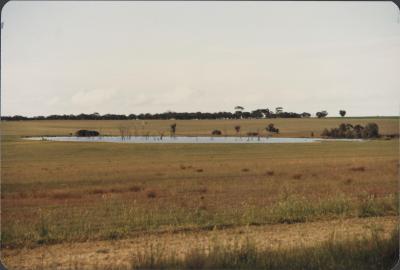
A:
1;1;400;117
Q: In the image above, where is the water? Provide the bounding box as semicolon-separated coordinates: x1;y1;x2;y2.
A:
23;136;364;144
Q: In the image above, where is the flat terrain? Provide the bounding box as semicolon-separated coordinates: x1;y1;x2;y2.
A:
1;117;398;137
1;118;399;269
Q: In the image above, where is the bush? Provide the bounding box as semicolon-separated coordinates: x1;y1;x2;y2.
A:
211;130;222;135
266;124;279;134
75;129;100;137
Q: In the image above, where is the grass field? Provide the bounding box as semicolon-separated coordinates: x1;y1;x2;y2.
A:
1;118;399;269
1;117;398;137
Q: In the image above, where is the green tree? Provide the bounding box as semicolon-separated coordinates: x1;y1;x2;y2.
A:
316;111;328;118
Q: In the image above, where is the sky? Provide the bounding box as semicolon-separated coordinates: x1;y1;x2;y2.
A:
1;1;400;117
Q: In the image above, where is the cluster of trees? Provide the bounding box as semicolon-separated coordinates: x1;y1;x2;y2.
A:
321;123;379;139
0;108;347;121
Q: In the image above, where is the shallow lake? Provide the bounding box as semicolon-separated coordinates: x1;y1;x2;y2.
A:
24;136;364;144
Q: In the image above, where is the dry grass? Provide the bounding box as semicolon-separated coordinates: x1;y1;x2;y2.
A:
292;174;302;180
1;138;398;247
2;216;397;270
1;118;398;137
0;119;398;268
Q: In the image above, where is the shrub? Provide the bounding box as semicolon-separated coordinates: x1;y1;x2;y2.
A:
211;130;222;135
266;123;279;133
265;170;274;176
146;190;157;198
129;185;142;192
292;174;302;180
350;166;365;172
75;129;100;137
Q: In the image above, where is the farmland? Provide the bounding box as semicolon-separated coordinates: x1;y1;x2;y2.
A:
1;118;399;269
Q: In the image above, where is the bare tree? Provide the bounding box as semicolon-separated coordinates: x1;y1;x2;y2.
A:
144;131;150;140
159;131;164;140
118;126;125;140
118;125;131;140
170;123;177;137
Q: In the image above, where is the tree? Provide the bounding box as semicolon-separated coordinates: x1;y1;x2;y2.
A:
118;125;131;140
251;109;264;119
234;110;243;119
339;110;346;117
316;111;328;118
275;107;283;114
363;123;379;138
260;109;270;118
234;106;244;111
170;123;177;137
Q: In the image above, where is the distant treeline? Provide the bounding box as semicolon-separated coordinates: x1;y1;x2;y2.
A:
0;109;315;121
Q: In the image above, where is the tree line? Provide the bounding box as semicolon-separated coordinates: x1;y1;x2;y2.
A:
0;107;346;121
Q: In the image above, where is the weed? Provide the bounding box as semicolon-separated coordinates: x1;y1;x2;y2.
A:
146;190;157;198
344;178;353;184
292;174;302;180
90;189;107;195
51;192;82;200
265;170;274;176
129;185;142;192
350;166;366;172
